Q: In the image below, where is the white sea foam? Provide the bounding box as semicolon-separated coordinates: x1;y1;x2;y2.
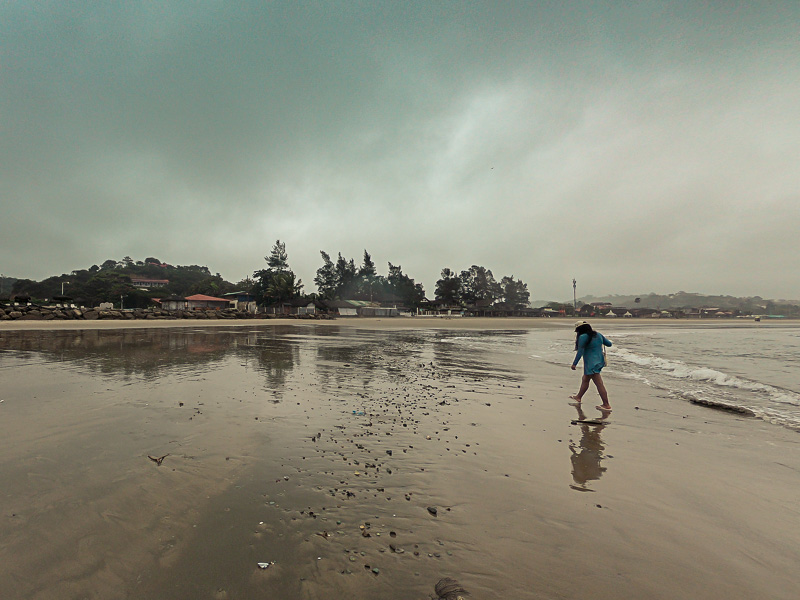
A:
608;348;800;434
522;325;800;432
613;348;798;402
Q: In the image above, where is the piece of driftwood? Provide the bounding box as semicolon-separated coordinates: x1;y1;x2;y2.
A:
688;398;755;416
148;454;169;466
435;577;469;600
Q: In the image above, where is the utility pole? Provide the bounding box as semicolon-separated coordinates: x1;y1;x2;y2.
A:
61;281;69;295
572;278;577;310
120;295;124;310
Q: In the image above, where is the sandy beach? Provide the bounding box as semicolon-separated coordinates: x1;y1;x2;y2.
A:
0;318;798;599
0;316;568;331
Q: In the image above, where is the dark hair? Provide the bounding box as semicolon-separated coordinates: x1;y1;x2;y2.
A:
575;323;597;350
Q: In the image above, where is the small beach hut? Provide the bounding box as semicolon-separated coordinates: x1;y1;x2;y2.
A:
160;296;187;311
185;294;230;311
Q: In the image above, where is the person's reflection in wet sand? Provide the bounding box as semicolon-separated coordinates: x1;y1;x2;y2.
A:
568;403;609;491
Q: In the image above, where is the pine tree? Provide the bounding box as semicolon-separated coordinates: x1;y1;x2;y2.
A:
253;240;301;305
314;251;338;299
266;240;289;272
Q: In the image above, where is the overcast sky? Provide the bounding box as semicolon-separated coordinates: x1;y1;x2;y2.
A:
2;1;799;301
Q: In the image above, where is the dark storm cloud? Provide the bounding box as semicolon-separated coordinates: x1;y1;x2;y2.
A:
2;2;799;299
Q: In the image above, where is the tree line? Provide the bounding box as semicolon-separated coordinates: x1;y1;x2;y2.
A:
434;266;529;309
251;242;426;308
251;241;530;310
6;242;531;311
7;257;247;308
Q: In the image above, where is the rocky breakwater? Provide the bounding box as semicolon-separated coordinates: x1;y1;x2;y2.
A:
0;304;329;322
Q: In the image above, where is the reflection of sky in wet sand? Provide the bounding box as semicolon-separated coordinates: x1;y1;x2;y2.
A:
0;326;526;389
0;325;542;598
569;404;609;491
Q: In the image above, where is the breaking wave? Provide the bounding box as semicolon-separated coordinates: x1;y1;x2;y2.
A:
611;348;800;431
614;349;796;400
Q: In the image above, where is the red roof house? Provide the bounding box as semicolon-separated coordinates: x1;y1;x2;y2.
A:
185;294;232;311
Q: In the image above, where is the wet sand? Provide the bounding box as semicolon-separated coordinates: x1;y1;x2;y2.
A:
0;320;798;599
0;316;567;331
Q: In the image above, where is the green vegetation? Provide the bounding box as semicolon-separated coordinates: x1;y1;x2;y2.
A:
314;249;425;309
0;275;17;297
252;241;304;305
434;266;530;309
8;258;243;307
7;252;797;316
6;243;428;311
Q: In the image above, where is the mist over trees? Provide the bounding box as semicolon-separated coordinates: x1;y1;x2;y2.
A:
434;266;531;309
314;250;425;308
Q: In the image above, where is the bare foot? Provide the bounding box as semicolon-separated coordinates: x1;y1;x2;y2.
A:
569;395;582;402
596;405;612;412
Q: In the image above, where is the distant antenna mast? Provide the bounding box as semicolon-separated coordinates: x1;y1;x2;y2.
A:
572;278;577;310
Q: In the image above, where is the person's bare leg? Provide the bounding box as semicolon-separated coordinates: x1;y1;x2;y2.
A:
591;374;611;411
570;375;591;402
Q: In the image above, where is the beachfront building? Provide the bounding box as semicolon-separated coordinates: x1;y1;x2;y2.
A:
418;299;463;316
324;300;359;317
262;301;291;315
484;302;537;317
263;298;326;315
347;299;407;317
630;308;660;318
222;291;257;313
160;296;187;311
292;298;328;315
358;304;400;317
185;294;230;311
321;299;402;317
130;278;169;289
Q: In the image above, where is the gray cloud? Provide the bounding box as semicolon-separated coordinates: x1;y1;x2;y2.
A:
2;1;799;299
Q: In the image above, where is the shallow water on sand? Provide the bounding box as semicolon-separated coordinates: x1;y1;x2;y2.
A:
1;324;798;600
0;326;545;599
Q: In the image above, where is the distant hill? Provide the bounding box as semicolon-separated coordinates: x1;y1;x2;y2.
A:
7;258;240;307
0;276;17;296
577;292;799;316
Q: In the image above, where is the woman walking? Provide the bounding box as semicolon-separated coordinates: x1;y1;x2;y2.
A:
570;320;613;411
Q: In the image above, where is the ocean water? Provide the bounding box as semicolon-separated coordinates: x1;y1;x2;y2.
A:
517;322;800;431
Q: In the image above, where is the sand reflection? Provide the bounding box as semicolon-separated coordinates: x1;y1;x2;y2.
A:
0;326;547;599
569;404;609;490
